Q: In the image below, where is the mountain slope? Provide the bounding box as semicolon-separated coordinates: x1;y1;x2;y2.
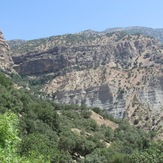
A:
1;71;161;162
9;29;163;140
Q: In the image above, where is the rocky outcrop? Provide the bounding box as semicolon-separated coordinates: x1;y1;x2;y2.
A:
0;30;13;71
44;65;163;138
11;33;157;75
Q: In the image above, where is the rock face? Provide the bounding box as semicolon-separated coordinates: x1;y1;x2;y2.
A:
10;31;163;139
0;30;13;71
12;33;157;75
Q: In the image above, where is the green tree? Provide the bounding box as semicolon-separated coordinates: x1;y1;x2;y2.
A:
0;112;51;163
0;72;12;89
0;112;20;162
128;141;163;163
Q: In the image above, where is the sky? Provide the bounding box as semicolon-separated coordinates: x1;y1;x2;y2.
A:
1;0;163;40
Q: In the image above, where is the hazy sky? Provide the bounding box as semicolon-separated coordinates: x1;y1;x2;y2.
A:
1;0;163;40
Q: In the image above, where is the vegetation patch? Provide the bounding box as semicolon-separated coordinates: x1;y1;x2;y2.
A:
0;71;162;162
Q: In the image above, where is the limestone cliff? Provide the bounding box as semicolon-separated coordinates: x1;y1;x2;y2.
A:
0;30;13;71
12;33;157;75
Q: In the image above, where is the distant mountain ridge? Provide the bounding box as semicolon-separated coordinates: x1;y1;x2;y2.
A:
7;39;26;48
103;26;163;42
7;26;163;48
74;26;163;43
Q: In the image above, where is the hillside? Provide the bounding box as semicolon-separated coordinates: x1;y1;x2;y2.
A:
7;28;163;140
1;71;163;162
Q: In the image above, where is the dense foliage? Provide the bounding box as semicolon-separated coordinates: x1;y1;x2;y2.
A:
0;71;162;162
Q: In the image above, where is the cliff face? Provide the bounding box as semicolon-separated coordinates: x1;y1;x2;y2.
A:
12;33;157;75
0;31;13;71
10;32;163;139
43;65;163;134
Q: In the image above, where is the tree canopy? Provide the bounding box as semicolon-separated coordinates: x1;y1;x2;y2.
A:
0;71;162;162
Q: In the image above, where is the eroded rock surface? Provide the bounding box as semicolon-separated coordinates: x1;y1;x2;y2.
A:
0;31;13;71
